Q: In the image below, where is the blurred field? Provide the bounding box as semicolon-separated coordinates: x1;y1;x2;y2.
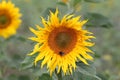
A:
0;0;120;80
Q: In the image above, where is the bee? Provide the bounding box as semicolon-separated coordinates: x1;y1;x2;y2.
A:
59;51;64;56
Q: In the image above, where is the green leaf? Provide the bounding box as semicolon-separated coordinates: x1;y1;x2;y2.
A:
8;74;18;80
0;50;9;62
38;73;53;80
0;51;5;61
74;72;101;80
21;53;38;70
73;0;82;6
21;57;34;70
4;35;27;42
62;62;101;80
84;0;104;3
76;62;96;75
63;75;73;80
57;2;67;6
33;67;48;77
18;75;30;80
0;69;2;78
72;62;101;80
42;8;56;18
84;13;113;28
16;36;27;42
97;73;109;80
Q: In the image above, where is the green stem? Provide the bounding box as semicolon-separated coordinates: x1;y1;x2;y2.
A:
55;69;63;80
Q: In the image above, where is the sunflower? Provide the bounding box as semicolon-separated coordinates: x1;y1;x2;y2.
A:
29;9;95;75
0;0;22;38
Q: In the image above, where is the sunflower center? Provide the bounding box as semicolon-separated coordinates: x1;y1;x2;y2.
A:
48;27;77;56
55;32;71;48
0;10;11;29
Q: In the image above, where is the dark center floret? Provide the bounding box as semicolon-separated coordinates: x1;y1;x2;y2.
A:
0;11;11;28
48;27;77;56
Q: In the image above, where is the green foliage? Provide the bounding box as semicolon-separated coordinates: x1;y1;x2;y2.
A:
84;12;113;28
18;75;30;80
76;62;96;75
74;62;101;80
84;0;104;3
38;73;53;80
73;72;101;80
21;55;34;70
42;8;56;18
73;0;82;6
57;2;67;6
62;62;101;80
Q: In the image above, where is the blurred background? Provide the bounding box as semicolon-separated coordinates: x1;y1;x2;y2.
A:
0;0;120;80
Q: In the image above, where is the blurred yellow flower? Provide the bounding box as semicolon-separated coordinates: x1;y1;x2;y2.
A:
29;9;95;75
62;0;69;3
0;0;22;38
103;54;112;61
